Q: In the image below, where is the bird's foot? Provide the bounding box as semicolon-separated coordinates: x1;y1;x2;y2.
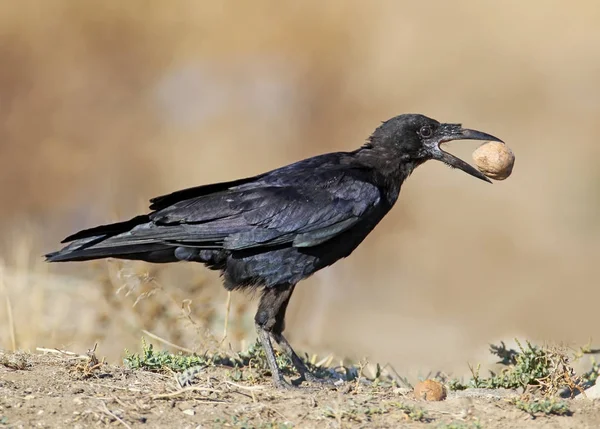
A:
294;372;338;388
272;377;296;390
307;375;338;387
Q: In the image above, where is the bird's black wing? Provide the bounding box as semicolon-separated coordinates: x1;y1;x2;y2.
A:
147;174;267;211
50;153;381;259
89;160;381;252
138;173;380;250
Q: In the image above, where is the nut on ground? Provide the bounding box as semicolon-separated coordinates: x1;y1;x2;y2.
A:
472;141;515;180
413;379;446;401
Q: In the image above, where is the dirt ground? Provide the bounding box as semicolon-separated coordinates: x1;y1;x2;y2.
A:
1;350;598;429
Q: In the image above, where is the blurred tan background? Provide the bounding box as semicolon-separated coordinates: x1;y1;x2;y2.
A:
1;0;599;380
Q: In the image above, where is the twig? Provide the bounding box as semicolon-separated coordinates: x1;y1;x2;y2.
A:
316;354;334;368
4;295;15;351
384;363;412;388
151;386;223;400
91;383;146;393
0;264;16;351
87;396;141;402
355;358;368;391
223;380;265;391
220;291;232;344
223;380;264;402
141;330;194;354
99;401;132;429
264;404;290;422
112;395;131;410
36;347;88;359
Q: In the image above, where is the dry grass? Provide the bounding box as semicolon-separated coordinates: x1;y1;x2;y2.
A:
1;340;599;428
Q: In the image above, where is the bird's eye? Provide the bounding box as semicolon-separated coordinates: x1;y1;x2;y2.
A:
419;126;433;138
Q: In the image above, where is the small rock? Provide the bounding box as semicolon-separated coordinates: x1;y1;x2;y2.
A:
183;409;195;416
413;379;446;401
472;141;515;180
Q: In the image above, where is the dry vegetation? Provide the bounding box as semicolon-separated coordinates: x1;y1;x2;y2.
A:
1;0;600;427
1;339;599;428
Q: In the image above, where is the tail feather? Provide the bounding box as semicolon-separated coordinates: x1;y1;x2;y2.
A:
61;215;150;243
45;241;170;262
45;214;156;262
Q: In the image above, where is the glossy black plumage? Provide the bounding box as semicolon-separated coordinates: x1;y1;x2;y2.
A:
45;113;503;388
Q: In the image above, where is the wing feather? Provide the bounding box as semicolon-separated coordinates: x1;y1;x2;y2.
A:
88;157;381;252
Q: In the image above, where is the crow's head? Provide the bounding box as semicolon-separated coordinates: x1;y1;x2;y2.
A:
370;113;503;183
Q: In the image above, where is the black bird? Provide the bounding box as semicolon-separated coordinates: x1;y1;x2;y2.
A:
45;113;502;388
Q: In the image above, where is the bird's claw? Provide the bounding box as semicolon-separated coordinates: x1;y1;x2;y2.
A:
272;378;296;390
298;372;338;388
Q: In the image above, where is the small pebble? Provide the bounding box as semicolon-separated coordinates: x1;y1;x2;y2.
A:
472;141;515;180
183;409;195;416
413;379;446;401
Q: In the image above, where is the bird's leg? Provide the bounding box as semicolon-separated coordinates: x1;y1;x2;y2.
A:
268;290;308;382
266;284;333;386
254;284;296;389
270;332;329;385
255;324;290;389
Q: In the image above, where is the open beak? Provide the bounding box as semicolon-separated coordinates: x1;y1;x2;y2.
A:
428;123;504;184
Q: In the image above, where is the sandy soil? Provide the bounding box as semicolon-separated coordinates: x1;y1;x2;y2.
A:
1;350;599;429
